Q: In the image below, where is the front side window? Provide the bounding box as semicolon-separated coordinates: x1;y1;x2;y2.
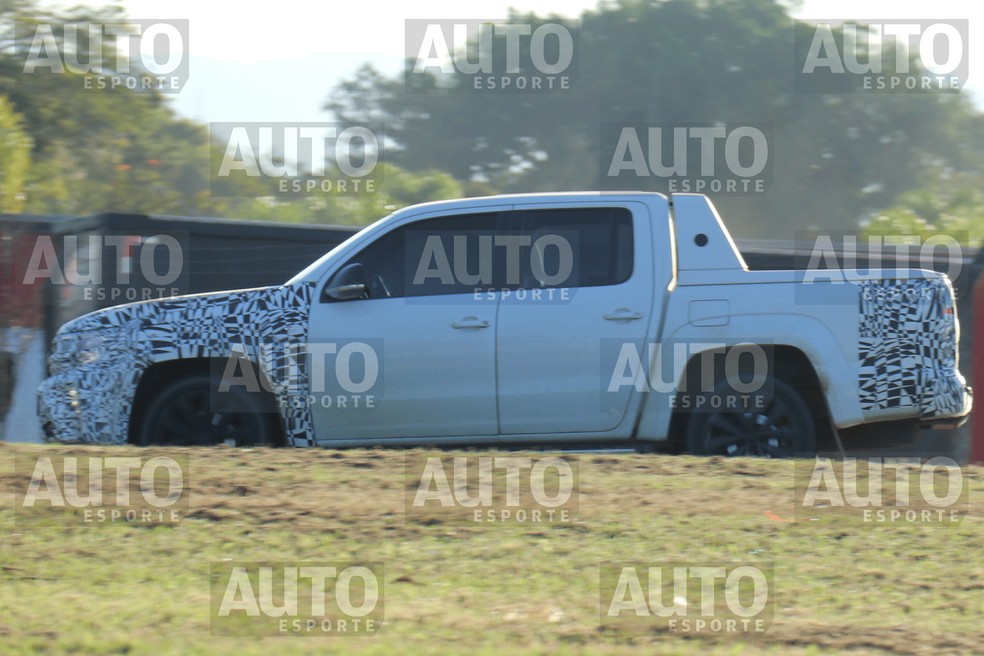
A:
340;212;502;299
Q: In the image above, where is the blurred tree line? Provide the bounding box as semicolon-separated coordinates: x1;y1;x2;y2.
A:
0;0;460;225
0;0;982;240
330;0;984;240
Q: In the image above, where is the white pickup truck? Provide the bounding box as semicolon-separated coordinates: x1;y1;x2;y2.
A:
38;192;971;455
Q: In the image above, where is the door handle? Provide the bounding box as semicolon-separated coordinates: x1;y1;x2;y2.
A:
452;316;490;330
604;308;643;322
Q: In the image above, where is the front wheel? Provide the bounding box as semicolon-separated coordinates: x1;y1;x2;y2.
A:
685;378;816;457
136;374;279;447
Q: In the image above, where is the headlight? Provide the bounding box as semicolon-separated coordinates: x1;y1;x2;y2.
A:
51;329;120;371
53;333;78;358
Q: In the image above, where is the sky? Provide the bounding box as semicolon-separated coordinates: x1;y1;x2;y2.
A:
40;0;984;122
119;0;603;123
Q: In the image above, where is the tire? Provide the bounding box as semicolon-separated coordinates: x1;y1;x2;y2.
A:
685;378;816;457
136;373;279;447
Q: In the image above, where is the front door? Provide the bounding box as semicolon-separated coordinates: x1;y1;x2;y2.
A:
307;211;504;442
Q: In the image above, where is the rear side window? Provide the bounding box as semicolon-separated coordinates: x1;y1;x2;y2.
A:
519;207;633;288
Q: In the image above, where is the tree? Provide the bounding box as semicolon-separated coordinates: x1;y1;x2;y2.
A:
242;163;466;226
0;94;31;212
326;0;984;238
864;174;984;246
0;1;270;218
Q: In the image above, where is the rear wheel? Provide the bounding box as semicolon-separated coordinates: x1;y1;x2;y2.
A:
137;374;278;446
685;378;816;457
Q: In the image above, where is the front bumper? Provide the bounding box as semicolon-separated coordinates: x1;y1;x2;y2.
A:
37;375;83;442
37;367;133;445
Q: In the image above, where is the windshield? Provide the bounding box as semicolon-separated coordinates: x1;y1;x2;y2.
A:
285;213;394;284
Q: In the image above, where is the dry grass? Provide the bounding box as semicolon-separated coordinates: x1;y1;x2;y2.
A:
0;443;981;655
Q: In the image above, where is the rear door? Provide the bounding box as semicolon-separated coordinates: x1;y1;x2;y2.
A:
495;201;657;435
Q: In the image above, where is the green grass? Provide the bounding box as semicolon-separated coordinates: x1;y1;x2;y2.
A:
0;444;981;654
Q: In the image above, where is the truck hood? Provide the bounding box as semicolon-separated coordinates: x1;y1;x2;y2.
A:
57;285;285;336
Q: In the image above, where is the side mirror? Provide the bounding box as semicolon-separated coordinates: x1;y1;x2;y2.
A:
323;263;368;301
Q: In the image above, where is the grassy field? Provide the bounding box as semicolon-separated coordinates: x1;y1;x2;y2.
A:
0;443;981;655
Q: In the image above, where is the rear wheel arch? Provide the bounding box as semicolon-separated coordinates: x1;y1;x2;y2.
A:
666;344;834;454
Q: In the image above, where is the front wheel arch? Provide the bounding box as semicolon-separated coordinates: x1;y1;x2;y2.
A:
129;358;285;446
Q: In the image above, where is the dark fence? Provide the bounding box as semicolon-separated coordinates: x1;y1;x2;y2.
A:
90;212;356;300
1;212;357;351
